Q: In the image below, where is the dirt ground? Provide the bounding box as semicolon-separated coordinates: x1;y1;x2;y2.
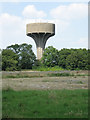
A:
2;70;88;90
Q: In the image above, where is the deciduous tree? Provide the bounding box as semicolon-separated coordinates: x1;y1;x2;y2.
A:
2;49;19;71
7;43;36;69
41;46;59;67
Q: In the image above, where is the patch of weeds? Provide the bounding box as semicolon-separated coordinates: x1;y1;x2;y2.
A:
3;74;44;79
77;74;89;76
42;80;58;82
68;80;72;84
42;80;49;82
32;66;64;71
64;103;69;107
3;87;13;92
48;73;73;77
77;81;84;84
48;73;88;77
4;75;16;78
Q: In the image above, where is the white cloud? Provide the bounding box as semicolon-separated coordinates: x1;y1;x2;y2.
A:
0;13;25;48
0;13;39;55
0;13;23;30
50;3;88;20
22;5;46;18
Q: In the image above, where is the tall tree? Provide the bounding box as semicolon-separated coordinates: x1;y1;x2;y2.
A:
66;49;88;70
7;43;36;69
41;46;59;67
2;49;19;71
58;48;71;68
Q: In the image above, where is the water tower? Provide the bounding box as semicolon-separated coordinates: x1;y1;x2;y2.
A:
26;23;55;60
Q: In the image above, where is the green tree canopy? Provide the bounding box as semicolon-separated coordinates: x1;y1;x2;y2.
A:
2;43;88;70
2;49;19;71
58;48;71;68
66;49;88;70
41;46;59;67
7;43;36;69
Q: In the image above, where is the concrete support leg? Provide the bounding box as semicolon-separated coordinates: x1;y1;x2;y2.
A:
37;47;43;60
28;33;53;60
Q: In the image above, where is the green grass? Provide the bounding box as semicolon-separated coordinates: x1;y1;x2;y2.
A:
48;73;72;77
2;89;88;118
32;66;64;71
48;73;88;77
3;74;44;79
3;72;89;79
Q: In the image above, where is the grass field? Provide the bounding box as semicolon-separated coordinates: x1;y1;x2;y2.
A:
32;66;64;71
2;70;88;79
2;89;88;118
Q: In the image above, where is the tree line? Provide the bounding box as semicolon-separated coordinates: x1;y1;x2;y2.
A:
1;43;89;71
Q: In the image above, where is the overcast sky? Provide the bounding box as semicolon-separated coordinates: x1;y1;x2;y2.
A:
0;2;88;55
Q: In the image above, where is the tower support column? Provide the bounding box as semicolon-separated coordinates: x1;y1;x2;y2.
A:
37;47;43;60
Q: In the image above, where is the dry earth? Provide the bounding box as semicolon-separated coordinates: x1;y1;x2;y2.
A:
2;70;88;90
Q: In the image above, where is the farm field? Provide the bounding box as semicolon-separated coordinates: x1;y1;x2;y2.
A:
2;70;89;118
2;70;88;90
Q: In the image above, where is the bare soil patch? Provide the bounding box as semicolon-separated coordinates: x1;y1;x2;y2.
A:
2;70;88;90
